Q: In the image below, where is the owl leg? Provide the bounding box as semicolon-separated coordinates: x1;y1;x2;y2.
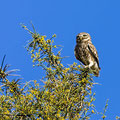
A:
88;61;94;68
84;65;89;68
84;58;94;68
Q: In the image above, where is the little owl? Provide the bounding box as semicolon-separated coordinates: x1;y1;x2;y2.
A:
74;32;100;77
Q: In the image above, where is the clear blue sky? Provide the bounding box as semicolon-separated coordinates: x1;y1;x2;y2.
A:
0;0;120;119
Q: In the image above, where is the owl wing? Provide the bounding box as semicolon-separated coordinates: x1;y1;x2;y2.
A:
88;44;100;69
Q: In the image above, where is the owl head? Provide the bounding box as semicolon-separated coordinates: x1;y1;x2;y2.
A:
76;32;91;43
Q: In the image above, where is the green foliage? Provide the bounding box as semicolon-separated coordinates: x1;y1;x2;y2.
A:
0;25;113;120
101;99;108;120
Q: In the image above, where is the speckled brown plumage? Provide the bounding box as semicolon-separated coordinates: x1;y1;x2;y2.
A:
74;32;100;77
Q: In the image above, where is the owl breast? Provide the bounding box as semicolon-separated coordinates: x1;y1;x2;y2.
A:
74;43;91;65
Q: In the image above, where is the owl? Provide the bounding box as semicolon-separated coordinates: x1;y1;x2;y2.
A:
74;32;100;77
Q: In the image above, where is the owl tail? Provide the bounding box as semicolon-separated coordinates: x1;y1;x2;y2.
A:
93;69;100;77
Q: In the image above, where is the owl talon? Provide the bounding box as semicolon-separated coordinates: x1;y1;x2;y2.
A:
84;66;90;71
84;65;88;68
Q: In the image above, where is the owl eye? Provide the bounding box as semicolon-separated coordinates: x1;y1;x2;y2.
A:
83;34;87;37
